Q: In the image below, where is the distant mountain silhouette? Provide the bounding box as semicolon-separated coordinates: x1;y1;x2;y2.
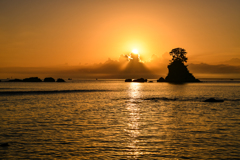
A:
5;77;66;82
221;58;240;65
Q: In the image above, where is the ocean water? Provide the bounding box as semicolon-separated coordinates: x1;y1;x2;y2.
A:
0;79;240;159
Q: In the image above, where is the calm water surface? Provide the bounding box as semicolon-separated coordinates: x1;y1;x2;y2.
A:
0;80;240;159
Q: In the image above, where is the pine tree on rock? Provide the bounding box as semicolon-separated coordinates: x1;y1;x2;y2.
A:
165;48;200;83
169;48;188;63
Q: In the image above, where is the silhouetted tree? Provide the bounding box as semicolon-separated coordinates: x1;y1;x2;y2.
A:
169;48;188;63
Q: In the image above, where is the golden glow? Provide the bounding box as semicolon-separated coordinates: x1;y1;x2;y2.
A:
1;1;240;78
125;82;142;158
132;49;139;54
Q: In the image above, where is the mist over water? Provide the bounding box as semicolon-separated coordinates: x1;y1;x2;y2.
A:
0;80;240;159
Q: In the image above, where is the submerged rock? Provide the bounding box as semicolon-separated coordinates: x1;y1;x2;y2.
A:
0;143;9;147
203;98;224;102
56;78;65;82
165;60;200;83
23;77;42;82
44;77;55;82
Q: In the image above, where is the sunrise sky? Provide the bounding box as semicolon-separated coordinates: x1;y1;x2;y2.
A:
1;0;240;78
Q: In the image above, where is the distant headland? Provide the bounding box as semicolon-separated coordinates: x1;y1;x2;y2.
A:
4;77;65;82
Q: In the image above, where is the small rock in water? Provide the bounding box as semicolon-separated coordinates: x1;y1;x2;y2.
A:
157;77;165;82
56;78;65;82
203;98;224;102
0;143;9;147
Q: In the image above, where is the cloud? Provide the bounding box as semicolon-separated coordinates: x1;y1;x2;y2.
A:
74;53;155;78
1;54;240;79
0;53;157;79
220;58;240;66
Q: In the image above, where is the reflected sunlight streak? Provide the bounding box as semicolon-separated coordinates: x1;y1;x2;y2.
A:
124;83;143;158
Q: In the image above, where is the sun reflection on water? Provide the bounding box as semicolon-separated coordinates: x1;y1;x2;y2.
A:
124;82;143;158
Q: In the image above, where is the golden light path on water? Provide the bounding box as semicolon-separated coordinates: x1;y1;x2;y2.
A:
125;82;143;158
0;81;240;159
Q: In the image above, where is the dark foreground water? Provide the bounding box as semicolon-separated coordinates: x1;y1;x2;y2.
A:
0;80;240;159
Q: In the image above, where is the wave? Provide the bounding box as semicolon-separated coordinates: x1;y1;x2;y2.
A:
148;97;240;102
144;97;240;102
0;89;110;95
112;97;240;102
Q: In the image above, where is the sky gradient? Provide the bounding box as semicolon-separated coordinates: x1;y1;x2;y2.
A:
1;0;240;78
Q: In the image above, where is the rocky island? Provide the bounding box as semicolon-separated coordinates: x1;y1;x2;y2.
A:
44;77;55;82
158;48;200;83
23;77;42;82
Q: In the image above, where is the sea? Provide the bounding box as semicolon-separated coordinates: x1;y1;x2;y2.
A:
0;79;240;159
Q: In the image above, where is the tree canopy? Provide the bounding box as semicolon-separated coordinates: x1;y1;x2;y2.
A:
169;48;188;63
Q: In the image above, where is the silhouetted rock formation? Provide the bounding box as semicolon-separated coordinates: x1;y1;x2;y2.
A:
23;77;42;82
132;78;147;82
163;48;200;83
157;77;165;82
165;60;200;83
203;98;224;102
125;79;132;82
44;77;55;82
56;78;65;82
125;78;147;82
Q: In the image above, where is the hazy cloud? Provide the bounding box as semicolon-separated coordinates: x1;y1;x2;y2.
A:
220;58;240;66
1;55;240;79
188;63;240;74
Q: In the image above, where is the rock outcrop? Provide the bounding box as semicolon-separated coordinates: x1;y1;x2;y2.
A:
165;60;200;83
203;98;224;102
157;77;165;82
56;78;65;82
44;77;55;82
125;79;132;82
125;78;147;82
133;78;147;82
23;77;42;82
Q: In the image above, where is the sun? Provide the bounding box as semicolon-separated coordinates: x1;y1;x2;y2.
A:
132;49;139;54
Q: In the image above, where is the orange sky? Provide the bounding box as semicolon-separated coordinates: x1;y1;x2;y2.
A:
1;0;240;78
